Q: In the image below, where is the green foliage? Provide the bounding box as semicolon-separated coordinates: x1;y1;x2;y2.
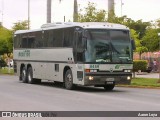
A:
130;29;139;44
142;28;159;52
78;2;107;22
133;60;147;72
156;19;160;28
0;58;7;68
127;20;150;39
131;78;160;88
0;68;14;74
0;26;12;55
130;29;148;59
12;20;29;32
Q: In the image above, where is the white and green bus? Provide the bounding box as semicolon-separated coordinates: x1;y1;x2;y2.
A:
13;22;135;90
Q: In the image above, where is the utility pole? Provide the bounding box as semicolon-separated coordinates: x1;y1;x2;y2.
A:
73;0;78;22
108;0;115;20
47;0;51;23
121;0;124;17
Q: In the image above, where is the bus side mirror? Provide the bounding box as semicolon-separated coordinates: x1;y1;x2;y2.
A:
131;39;136;51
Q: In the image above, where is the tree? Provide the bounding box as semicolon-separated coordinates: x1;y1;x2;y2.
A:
142;28;159;52
12;20;28;32
130;29;148;59
128;20;150;39
157;19;160;28
78;2;107;22
0;26;12;55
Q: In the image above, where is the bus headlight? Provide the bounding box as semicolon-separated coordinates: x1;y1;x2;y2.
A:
124;70;131;72
89;76;94;80
127;76;131;80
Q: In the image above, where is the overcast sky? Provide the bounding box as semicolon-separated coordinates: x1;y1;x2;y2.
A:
0;0;160;29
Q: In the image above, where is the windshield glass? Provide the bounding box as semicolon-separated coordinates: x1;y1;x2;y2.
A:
85;29;132;63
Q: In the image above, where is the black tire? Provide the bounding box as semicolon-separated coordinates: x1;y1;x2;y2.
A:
35;79;42;84
104;84;115;91
27;67;35;84
21;67;27;83
64;69;74;90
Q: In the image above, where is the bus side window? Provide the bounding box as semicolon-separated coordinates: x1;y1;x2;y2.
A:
21;37;28;48
63;28;74;47
54;29;63;47
14;35;21;49
28;37;35;48
35;31;43;47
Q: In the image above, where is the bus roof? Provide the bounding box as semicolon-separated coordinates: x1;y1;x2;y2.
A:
15;22;129;34
41;22;129;30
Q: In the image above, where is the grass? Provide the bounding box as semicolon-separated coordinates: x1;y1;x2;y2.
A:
0;67;14;75
131;78;160;88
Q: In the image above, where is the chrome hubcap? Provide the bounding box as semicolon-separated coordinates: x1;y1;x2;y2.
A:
28;73;31;82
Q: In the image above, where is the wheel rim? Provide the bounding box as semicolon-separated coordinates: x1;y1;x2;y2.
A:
28;72;32;83
66;74;72;87
22;69;26;80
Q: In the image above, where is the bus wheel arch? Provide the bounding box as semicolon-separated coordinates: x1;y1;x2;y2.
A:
63;66;74;90
26;64;40;84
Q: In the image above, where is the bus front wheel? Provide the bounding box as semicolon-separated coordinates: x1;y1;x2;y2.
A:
64;69;74;90
104;84;115;91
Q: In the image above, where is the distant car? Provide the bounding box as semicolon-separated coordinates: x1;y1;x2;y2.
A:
7;59;13;67
10;59;13;67
142;66;152;73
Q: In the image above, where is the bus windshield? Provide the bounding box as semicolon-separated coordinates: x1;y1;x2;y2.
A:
85;29;132;63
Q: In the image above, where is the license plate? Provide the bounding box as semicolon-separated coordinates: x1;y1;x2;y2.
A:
105;78;114;84
106;78;114;81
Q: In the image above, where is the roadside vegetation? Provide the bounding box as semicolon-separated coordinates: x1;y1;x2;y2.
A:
0;67;14;75
131;78;160;88
118;77;160;88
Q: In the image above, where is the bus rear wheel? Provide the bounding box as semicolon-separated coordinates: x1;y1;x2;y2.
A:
104;84;115;91
64;69;74;90
22;67;27;83
27;67;35;84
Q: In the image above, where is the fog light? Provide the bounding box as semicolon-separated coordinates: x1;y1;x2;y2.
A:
127;76;131;80
89;76;94;80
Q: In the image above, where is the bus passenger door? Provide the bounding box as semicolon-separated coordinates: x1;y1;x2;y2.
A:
74;28;84;63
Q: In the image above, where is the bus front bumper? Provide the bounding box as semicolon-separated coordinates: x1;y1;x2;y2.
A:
84;72;132;86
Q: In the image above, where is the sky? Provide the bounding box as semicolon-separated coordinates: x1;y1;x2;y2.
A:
0;0;160;29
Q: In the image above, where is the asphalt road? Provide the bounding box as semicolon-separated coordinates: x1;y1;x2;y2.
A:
0;75;160;120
